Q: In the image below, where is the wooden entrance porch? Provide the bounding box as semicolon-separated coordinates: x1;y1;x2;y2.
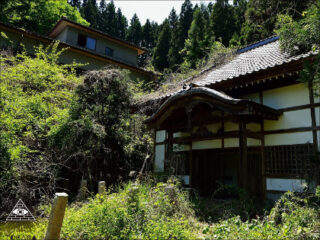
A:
146;86;282;199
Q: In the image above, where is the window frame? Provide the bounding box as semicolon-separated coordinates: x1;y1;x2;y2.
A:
77;33;96;51
105;46;114;57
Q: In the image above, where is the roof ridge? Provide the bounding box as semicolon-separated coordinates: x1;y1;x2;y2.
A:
236;35;279;54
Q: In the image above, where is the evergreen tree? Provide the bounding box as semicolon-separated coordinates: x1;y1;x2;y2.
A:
142;19;156;49
81;0;99;28
170;0;194;67
167;8;180;70
152;19;171;71
115;8;128;39
183;8;206;68
126;14;143;46
178;0;194;45
209;0;236;46
168;8;178;29
97;0;107;31
200;3;213;52
104;0;117;36
229;0;248;46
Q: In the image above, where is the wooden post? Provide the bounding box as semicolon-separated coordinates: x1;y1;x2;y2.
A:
259;91;266;200
44;193;68;240
188;142;193;186
98;181;106;195
239;121;248;193
308;81;320;185
308;81;318;153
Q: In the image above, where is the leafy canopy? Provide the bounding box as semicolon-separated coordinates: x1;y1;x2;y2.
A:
1;0;88;35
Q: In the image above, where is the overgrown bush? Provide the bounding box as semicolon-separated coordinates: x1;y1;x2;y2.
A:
0;42;81;218
60;180;196;239
49;68;153;194
205;188;320;239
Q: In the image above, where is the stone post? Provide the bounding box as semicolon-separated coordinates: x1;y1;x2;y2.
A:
44;192;68;240
98;181;106;194
76;179;88;201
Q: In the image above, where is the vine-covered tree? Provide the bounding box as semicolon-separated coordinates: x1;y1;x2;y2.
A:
50;69;151;190
240;0;312;45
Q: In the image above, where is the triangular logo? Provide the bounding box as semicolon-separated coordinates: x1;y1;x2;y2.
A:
6;199;35;222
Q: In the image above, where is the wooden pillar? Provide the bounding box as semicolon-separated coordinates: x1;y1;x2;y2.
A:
166;131;173;173
259;92;266;200
308;81;320;185
239;121;248;192
186;106;193;187
308;81;318;153
188;142;193;186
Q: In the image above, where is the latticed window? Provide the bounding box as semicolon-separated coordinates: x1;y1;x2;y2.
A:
265;144;313;177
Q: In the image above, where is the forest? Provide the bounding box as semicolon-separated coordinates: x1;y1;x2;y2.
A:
1;0;320;239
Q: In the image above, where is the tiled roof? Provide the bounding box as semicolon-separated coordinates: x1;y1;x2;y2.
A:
196;36;317;87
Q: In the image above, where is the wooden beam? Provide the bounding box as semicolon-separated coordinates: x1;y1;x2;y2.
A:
280;102;320;112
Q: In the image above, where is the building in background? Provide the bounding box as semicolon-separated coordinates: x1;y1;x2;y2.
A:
0;17;154;82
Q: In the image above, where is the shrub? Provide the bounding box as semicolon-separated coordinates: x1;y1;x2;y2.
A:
61;180;197;239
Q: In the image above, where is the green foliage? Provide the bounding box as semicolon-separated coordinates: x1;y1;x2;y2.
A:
1;0;88;35
60;180;196;239
126;14;143;46
152;20;171;72
183;8;207;68
277;2;320;55
49;69;152;190
240;0;312;45
0;42;80;215
205;191;320;239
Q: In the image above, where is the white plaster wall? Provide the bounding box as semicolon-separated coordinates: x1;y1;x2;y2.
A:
56;28;69;42
207;123;222;133
154;144;165;172
192;140;221;150
246;123;261;132
224;138;239;148
264;109;311;131
224;122;239;131
173;132;190;138
156;130;166;143
247;138;261;146
265;132;313;146
266;178;307;192
263;83;309;109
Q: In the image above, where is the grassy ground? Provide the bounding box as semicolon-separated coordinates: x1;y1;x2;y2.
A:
1;180;320;239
